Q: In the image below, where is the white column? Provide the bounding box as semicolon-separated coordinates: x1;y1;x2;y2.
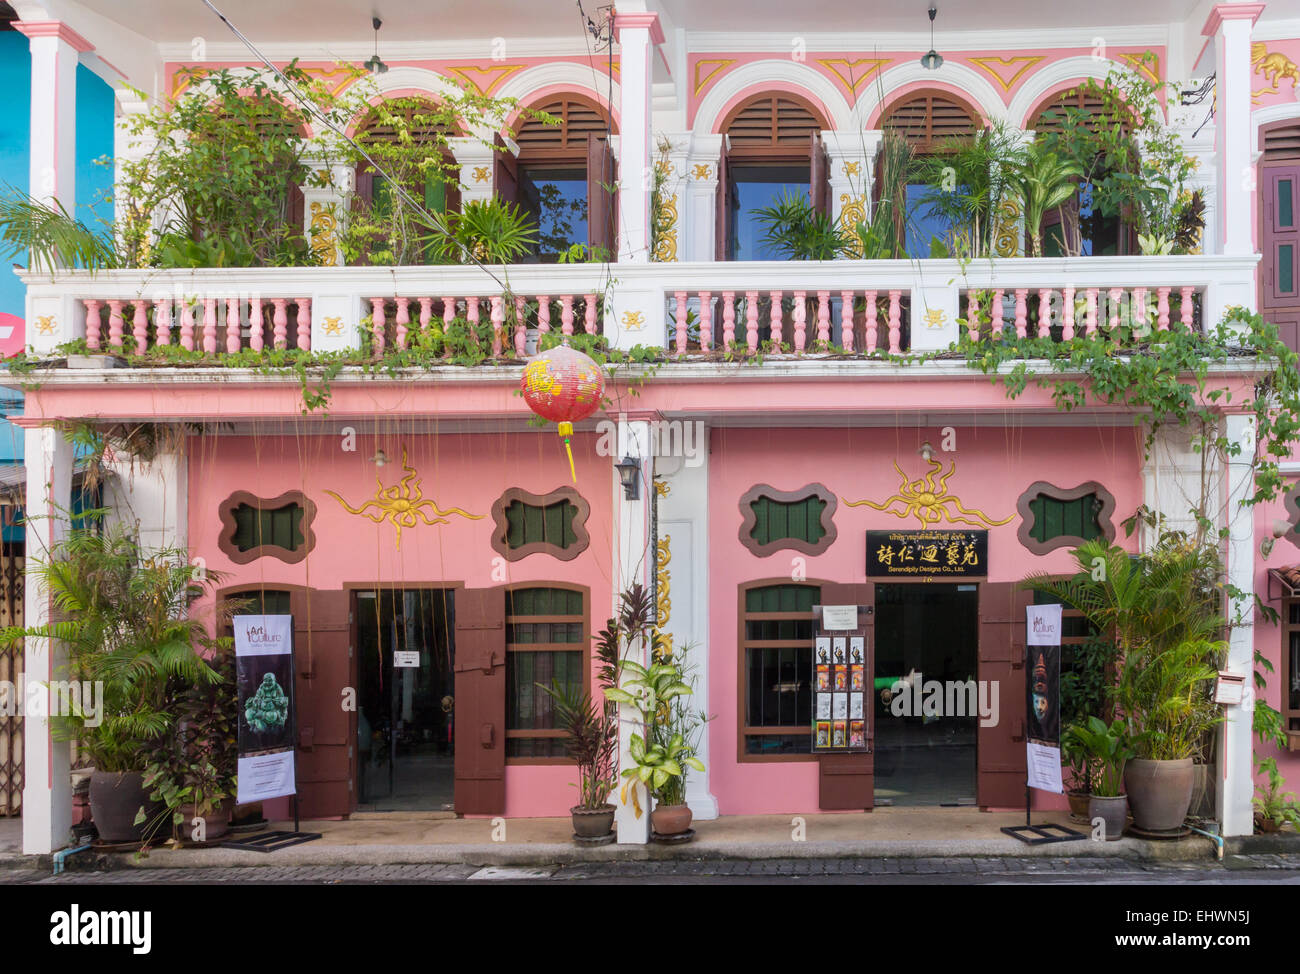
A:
1220;413;1256;837
1202;3;1263;257
448;136;498;207
683;134;721;262
822;130;879;246
611;414;655;843
302;159;351;268
22;425;74;855
14;21;88;220
103;445;189;554
651;135;688;263
612;11;663;264
654;431;718;819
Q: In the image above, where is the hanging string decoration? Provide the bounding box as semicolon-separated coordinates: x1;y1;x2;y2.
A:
521;344;605;482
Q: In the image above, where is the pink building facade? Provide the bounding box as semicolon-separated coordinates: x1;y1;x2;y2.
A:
6;0;1300;852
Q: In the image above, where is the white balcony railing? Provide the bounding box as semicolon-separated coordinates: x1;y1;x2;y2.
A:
20;255;1260;363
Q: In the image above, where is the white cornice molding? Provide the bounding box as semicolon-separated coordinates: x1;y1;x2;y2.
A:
1253;19;1300;42
156;38;596;62
684;25;1172;54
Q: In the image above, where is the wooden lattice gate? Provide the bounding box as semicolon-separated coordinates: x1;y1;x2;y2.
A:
0;530;22;817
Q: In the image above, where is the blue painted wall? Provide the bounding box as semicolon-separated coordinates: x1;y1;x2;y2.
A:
0;30;115;540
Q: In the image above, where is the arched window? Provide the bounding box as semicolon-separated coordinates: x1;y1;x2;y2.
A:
506;93;617;261
1030;86;1132;256
1261;119;1300;350
879;90;980;257
718;93;831;260
351;98;461;265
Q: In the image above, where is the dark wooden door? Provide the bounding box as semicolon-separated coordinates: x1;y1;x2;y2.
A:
715;136;730;261
977;581;1029;808
817;582;875;810
288;588;356;818
453;587;507;814
810;131;830;216
494;132;519;205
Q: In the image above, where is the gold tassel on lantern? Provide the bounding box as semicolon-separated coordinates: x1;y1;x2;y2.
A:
558;421;576;483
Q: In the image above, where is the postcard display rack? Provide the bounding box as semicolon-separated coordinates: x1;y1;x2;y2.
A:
811;604;871;753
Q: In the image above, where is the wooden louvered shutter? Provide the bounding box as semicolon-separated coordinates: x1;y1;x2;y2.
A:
811;131;830;216
494;133;519;205
587;135;617;257
1262;122;1300;350
453;587;507;814
715;137;730;261
883;93;978;153
817;583;875;811
977;582;1029;809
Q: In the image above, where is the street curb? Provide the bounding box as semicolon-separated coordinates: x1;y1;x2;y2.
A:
1226;833;1300;855
111;834;1219;870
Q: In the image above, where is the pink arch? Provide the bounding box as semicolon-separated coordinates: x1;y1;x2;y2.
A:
1015;78;1098;129
505;84;620;135
866;80;988;130
711;82;832;134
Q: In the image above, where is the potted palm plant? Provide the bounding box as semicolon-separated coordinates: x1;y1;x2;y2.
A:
1023;537;1224;834
1065;716;1132;840
538;611;621;841
1;520;229;843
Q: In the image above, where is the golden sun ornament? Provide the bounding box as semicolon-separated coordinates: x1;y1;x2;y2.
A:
844;457;1014;530
324;447;483;549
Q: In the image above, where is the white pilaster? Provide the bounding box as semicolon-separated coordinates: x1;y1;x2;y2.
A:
654;434;718;819
1202;3;1264;257
448;136;497;207
652;135;689;263
302;159;351;268
612;11;664;264
15;21;88;221
22;425;74;855
612;415;654;843
103;443;189;555
822;130;879;245
683;134;722;262
1220;412;1256;837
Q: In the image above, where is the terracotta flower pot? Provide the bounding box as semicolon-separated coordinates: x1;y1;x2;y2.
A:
1124;758;1195;832
570;804;616;839
650;803;692;836
1088;794;1128;842
1067;789;1091;824
180;799;233;843
88;770;162;843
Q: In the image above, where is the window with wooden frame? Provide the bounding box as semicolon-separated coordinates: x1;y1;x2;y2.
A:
717;93;830;261
740;582;821;759
738;483;837;557
350;99;461;264
218;490;316;565
504;586;587;760
489;486;591;562
1015;481;1116;555
1281;601;1300;744
1031;87;1131;257
881;90;979;259
508;94;617;261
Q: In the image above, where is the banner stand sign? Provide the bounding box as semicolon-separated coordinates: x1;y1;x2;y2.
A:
225;615;320;853
1000;603;1085;847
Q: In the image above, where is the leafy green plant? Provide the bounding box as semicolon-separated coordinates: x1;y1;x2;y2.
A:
1253;757;1300;831
751;191;843;261
1015;142;1083;257
1064;716;1133;797
431;196;538;264
0;518;231;772
0;187;119;271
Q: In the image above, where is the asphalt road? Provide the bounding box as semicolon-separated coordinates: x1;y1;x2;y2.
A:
3;852;1299;884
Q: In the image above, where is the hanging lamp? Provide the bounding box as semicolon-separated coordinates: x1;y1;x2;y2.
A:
919;6;944;70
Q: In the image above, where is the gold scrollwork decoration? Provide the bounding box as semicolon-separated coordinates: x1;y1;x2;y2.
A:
838;193;867;258
843;457;1014;530
992;195;1023;258
309;202;338;267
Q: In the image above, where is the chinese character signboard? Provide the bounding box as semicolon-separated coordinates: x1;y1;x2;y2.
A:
866;530;987;578
811;604;871;753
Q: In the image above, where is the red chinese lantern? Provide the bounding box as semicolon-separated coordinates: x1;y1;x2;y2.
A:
520;343;605;482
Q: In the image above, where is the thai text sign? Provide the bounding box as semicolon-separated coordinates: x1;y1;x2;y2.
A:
866;530;987;578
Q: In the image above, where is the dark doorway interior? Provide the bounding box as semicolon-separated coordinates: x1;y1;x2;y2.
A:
355;589;455;811
873;583;978;806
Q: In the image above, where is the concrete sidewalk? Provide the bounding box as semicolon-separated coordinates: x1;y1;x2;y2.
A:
102;807;1219;870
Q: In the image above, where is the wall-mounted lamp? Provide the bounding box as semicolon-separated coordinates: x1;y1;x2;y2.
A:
919;6;943;71
918;440;935;462
364;17;388;74
615;456;641;500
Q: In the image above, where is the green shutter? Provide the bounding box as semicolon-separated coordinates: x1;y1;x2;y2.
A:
1029;492;1102;544
749;495;826;546
745;584;821;613
503;499;578;550
231;502;305;553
